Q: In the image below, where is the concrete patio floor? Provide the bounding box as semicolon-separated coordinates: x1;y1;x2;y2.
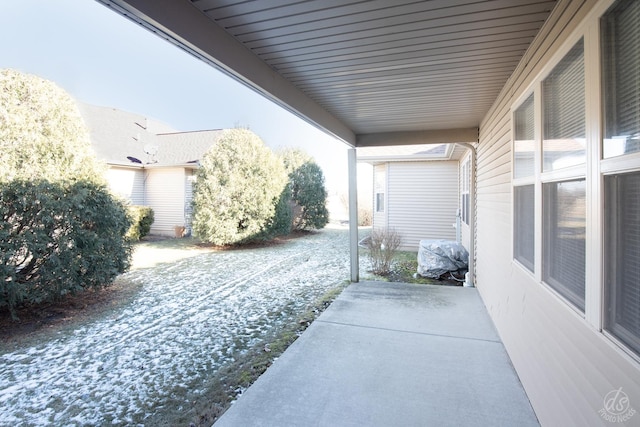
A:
214;281;539;427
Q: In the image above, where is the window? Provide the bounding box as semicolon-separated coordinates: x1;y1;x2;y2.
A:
602;0;640;158
543;180;586;311
542;39;586;171
514;185;535;271
514;94;535;179
605;172;640;356
513;93;536;272
539;38;586;312
461;159;470;225
375;192;385;213
511;37;587;310
374;166;385;213
602;0;640;357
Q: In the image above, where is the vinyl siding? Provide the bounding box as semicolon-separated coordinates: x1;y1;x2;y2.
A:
384;161;458;251
476;0;640;425
106;167;145;205
145;168;187;236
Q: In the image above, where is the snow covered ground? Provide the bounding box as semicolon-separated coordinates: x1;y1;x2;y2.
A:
0;225;366;426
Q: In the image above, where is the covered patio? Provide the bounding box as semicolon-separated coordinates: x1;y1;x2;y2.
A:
92;1;640;425
214;281;538;426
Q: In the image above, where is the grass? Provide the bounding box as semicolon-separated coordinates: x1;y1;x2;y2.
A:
364;250;465;286
2;229;352;427
169;282;350;427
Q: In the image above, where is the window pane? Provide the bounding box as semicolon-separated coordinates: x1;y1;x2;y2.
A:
543;180;586;311
605;172;640;356
602;0;640;158
514;94;535;179
543;39;585;171
514;185;535;271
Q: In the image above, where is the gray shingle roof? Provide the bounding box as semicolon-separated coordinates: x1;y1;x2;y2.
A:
77;102;222;166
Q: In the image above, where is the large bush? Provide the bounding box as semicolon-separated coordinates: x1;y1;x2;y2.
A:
0;180;132;316
280;149;329;230
0;70;131;316
0;68;105;183
192;129;288;245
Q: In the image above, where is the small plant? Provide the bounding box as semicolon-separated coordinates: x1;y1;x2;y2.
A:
126;205;154;240
366;228;402;275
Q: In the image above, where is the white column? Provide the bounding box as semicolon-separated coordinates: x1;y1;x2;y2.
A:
348;148;359;282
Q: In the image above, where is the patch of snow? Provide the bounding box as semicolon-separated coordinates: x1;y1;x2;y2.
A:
0;227;365;425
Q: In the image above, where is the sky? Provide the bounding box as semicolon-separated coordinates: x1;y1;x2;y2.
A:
0;0;371;196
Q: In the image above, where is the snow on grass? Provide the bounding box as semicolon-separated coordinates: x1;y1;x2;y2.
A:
0;226;358;426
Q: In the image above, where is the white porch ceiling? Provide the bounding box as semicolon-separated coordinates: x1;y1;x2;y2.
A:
96;0;557;147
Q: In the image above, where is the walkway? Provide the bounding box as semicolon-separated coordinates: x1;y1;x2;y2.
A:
214;281;539;427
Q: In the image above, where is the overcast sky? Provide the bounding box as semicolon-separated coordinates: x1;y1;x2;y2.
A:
0;0;368;193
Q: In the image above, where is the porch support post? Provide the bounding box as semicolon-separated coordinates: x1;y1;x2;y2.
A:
348;148;359;282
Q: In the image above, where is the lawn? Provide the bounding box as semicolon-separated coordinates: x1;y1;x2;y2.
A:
0;226;354;426
0;226;460;426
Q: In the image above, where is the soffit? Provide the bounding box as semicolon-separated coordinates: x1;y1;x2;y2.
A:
99;0;557;146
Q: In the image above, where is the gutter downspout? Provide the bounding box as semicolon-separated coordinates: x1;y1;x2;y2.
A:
457;142;477;287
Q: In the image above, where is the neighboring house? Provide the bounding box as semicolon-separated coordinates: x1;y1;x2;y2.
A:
358;144;470;252
77;103;223;236
97;1;640;425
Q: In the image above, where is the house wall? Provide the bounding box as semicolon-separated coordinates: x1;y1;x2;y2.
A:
476;0;640;425
106;166;145;205
376;161;458;251
145;167;187;236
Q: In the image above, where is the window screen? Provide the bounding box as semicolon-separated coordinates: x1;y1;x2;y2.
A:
602;0;640;158
542;39;586;171
605;172;640;356
543;179;586;311
514;94;535;179
514;185;535;272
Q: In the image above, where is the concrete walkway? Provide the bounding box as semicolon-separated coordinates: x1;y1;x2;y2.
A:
214;281;539;427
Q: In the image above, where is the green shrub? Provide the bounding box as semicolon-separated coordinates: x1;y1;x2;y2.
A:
0;180;132;316
192;129;288;245
126;205;155;241
255;184;293;241
279;149;329;231
0;68;105;184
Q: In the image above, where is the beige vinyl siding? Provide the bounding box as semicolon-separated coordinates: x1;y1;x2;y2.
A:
106;167;145;205
386;161;458;251
145;168;187;236
476;0;640;426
